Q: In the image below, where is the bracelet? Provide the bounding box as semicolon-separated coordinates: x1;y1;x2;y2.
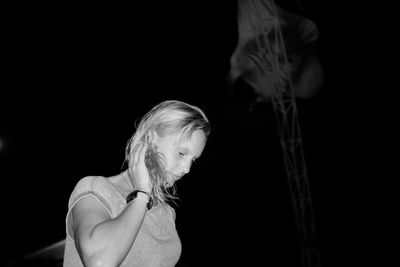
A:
126;190;153;210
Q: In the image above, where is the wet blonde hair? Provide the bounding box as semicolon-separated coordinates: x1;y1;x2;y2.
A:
125;100;210;206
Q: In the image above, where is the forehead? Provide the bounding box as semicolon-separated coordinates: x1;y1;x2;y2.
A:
163;130;207;156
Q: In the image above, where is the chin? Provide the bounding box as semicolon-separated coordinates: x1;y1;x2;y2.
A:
165;180;175;188
165;172;177;188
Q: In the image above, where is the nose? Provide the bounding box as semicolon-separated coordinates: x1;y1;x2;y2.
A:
180;160;192;175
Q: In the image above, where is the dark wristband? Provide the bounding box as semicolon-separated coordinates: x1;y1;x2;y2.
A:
126;190;153;210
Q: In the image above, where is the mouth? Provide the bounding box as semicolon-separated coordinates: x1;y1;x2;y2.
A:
172;174;181;182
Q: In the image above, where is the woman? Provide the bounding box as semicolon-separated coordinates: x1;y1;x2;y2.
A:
63;100;210;267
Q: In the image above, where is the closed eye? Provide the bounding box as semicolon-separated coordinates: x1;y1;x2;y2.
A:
179;151;198;163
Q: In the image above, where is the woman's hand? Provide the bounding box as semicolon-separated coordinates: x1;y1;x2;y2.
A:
130;142;152;193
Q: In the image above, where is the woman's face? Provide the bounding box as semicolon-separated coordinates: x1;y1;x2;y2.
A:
153;129;207;186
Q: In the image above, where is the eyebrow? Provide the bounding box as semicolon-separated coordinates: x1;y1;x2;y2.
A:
178;146;200;159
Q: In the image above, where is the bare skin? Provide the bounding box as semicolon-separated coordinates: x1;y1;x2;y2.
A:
72;142;151;267
70;130;207;267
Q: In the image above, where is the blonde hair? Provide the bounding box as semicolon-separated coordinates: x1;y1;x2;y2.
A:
125;100;210;206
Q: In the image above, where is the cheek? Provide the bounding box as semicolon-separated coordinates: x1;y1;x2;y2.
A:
163;152;179;171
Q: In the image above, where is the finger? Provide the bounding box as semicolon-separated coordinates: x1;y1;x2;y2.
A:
139;142;147;165
133;143;142;165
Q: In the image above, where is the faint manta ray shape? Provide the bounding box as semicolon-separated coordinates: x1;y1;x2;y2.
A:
228;0;324;100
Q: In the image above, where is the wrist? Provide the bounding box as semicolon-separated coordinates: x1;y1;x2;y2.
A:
126;190;154;210
136;191;149;201
136;187;151;194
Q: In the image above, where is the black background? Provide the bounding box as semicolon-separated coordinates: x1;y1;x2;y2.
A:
1;1;398;266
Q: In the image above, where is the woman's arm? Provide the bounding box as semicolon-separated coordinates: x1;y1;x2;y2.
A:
72;142;151;267
72;193;148;267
